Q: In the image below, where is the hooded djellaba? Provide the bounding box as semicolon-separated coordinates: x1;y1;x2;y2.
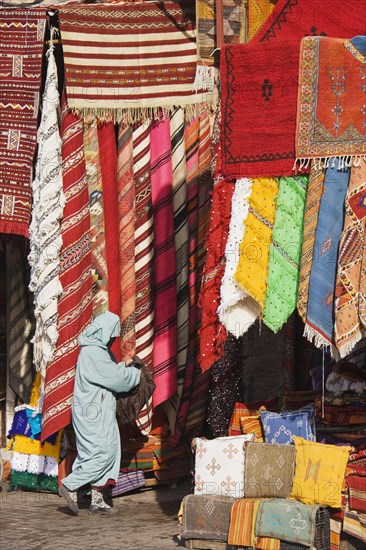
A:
60;311;141;516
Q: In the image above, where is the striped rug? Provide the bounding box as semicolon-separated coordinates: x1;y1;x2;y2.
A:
118;124;136;362
133;120;155;434
150;116;177;410
42;108;93;441
59;2;211;118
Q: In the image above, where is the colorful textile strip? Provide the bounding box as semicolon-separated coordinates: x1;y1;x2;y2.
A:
295;36;366;168
248;0;276;41
235;178;278;311
110;469;146;497
28;47;64;379
297;163;325;322
150;117;177;408
6;238;35;403
133;121;154;434
42;108;93;441
263;176;308;333
196;0;247;64
304;163;350;352
228;498;280;549
10;470;58;493
334;160;366;357
98;121;121;361
218;178;259;337
0;9;46;237
118;124;136;362
59;2;211;118
164;107;189;430
83;121;108;316
168;115;200;445
198;179;234;372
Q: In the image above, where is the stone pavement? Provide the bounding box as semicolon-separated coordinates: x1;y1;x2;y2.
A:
0;478;191;550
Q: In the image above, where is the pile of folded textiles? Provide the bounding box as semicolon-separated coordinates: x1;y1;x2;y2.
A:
180;397;366;548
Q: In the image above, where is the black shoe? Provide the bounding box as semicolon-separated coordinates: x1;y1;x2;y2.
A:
89;505;118;515
59;484;80;515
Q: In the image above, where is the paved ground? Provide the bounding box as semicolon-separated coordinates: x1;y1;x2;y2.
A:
0;479;191;550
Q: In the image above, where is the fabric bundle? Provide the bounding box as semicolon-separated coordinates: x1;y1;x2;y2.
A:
59;1;211;120
218;177;259;337
263;176;308;333
228;498;280;549
295;36;366;169
0;8;46;237
41;108;93;441
28;45;65;379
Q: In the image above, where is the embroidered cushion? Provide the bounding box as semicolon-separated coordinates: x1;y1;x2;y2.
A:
240;415;264;442
261;404;316;445
244;442;296;498
194;434;255;498
291;436;351;507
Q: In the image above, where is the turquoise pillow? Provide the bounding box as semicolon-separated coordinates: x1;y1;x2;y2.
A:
260;404;316;445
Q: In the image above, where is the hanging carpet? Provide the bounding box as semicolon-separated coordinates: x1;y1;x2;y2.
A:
42;108;93;441
58;1;211;119
295;36;366;168
0;8;46;237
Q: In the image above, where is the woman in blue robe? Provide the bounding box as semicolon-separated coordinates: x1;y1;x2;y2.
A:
60;311;141;515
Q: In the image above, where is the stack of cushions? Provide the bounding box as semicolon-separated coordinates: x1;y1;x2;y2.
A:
228;398;279;436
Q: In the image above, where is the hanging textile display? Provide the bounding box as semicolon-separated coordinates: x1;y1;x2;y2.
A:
197;179;234;372
304;163;350;352
220;0;366;179
218;177;259;337
83;121;109;316
295;36;366;169
0;8;46;237
196;0;247;64
28;44;65;379
118;124;136;362
297;163;325;322
6;238;35;403
133;121;155;434
42;108;93;441
263;175;308;333
58;1;211;119
150;117;177;409
334;160;366;358
98;121;121;361
164;107;189;430
235;178;278;312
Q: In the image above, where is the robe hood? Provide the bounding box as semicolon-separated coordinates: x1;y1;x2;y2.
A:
78;311;121;349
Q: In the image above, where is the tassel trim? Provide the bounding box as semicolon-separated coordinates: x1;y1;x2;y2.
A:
293;155;366;172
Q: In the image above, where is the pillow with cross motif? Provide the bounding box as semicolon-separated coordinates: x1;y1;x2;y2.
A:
193;434;255;498
260;404;316;445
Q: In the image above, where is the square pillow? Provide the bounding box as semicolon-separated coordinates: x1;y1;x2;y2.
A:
244;441;296;498
261;404;316;445
291;436;351;507
194;434;255;498
240;415;264;442
228;398;279;436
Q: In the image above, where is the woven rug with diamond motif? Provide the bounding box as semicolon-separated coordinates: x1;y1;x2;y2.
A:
0;9;46;237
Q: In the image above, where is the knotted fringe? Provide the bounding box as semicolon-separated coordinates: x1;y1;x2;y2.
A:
73;103;212;125
293;155;366;172
303;323;340;361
